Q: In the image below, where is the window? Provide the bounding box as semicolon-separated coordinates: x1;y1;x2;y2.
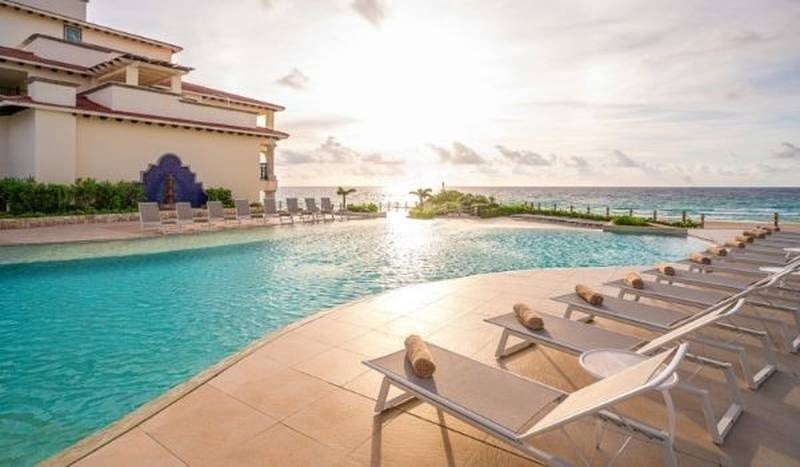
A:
259;162;269;181
64;25;82;43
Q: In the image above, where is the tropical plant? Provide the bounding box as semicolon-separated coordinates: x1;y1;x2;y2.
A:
409;188;433;206
0;177;145;216
347;203;378;213
205;187;234;208
336;187;357;210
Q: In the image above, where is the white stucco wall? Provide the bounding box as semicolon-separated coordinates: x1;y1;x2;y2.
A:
14;0;87;20
22;35;119;68
4;109;36;178
76;118;266;200
0;5;174;62
0;7;62;47
0;116;8;176
85;84;258;127
32;109;76;183
28;80;77;107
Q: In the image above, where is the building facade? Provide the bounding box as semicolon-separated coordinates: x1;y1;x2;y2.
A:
0;0;288;205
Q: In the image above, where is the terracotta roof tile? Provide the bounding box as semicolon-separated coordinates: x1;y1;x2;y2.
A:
182;82;285;111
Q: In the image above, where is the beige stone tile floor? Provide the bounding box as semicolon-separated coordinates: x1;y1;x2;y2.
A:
46;258;800;467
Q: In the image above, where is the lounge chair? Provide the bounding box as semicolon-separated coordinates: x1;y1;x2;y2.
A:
365;342;689;466
263;198;293;224
206;201;231;228
286;198;312;222
175;202;200;232
304;198;324;222
320;197;339;220
549;292;776;391
487;300;746;443
642;268;800;297
138;202;169;233
234;199;261;224
605;274;800;353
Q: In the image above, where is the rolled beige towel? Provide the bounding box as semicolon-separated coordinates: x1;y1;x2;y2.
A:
404;335;436;378
690;252;712;265
658;264;676;276
707;246;728;256
756;226;773;235
576;284;603;306
724;239;746;249
513;303;544;330
624;272;644;289
746;229;766;239
735;234;754;244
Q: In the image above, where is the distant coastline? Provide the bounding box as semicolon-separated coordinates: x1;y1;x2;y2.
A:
276;186;800;222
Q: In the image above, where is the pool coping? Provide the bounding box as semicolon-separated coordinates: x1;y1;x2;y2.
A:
39;234;717;466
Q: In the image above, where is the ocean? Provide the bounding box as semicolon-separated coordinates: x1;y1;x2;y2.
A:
276;186;800;222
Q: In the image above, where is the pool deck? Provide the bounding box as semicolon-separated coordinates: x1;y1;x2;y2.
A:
46;263;800;467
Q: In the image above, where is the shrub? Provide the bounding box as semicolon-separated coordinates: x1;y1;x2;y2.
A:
0;177;144;216
478;203;531;218
205;187;234;208
347;202;378;213
611;215;650;226
408;206;438;219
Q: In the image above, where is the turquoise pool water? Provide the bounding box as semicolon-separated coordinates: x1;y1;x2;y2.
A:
0;217;706;465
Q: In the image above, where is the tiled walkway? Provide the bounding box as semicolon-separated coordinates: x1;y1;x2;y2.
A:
48;265;800;467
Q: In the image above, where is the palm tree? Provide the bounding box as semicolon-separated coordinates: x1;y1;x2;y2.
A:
409;188;433;207
336;187;357;210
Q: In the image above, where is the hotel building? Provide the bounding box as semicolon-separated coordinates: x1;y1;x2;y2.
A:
0;0;288;205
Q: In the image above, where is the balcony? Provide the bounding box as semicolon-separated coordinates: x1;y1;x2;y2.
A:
261;178;278;193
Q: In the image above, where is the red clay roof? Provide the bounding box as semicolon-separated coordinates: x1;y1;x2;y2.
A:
0;94;288;139
182;82;285;111
0;46;89;72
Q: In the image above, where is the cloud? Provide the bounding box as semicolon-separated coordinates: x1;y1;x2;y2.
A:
775;142;800;159
430;142;487;165
282;115;359;132
496;145;555;166
259;0;272;8
611;150;640;168
362;153;403;165
277;150;318;165
351;0;388;27
276;68;310;90
318;136;358;163
565;156;590;168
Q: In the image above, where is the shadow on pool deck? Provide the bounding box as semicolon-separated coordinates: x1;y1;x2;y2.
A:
45;264;800;467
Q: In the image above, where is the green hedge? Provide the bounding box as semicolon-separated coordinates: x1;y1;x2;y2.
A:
347;202;378;213
205;187;234;208
0;178;144;216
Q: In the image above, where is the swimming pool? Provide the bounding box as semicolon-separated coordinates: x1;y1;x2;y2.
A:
0;217;706;465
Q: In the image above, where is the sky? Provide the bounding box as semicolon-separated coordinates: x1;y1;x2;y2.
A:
92;0;800;187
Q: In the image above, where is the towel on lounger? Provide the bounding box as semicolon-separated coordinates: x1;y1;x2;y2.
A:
576;284;603;306
707;246;728;256
735;234;754;244
624;272;644;289
513;303;544;330
405;335;436;378
658;264;676;276
690;252;712;265
724;239;746;249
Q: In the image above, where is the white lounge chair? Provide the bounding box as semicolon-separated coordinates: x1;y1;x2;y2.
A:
320;197;339;221
234;199;261;224
365;342;689;467
175;202;200;232
304;198;323;222
138;202;171;233
206;201;231;228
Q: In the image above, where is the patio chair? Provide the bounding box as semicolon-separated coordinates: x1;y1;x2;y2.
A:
206;201;232;228
549;292;776;391
365;342;689;467
263;198;293;224
138;202;168;233
320;197;337;221
175;202;200;232
487;300;746;444
234;199;261;224
605;271;800;353
286;198;311;222
304;198;323;222
642;268;800;297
